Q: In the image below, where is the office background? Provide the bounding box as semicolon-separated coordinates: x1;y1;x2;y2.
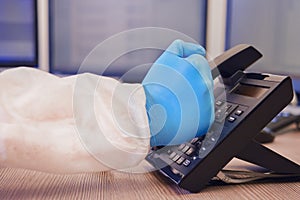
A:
0;2;300;198
1;0;300;93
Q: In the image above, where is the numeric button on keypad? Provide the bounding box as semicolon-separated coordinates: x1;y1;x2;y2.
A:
172;154;180;162
169;152;177;159
185;147;195;156
178;143;186;151
190;137;199;144
176;157;185;165
181;145;190;153
215;100;224;107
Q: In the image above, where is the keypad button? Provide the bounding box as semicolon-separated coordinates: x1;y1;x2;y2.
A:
226;104;238;114
215;102;239;123
176;157;185;165
215;109;226;122
215;111;223;119
181;145;190;153
228;116;236;123
169;152;177;159
225;111;230;117
183;159;191;167
172;154;180;162
225;105;232;111
235;109;243;116
185;147;195;156
178;143;186;151
215;100;224;107
190;137;199;144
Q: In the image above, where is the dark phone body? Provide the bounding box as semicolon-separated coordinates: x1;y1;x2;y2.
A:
146;45;300;192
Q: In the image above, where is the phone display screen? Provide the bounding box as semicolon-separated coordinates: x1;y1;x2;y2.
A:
233;83;269;98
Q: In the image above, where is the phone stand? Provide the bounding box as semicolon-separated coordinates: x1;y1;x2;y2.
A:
236;140;300;174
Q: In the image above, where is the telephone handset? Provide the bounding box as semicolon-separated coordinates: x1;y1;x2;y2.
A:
146;44;300;193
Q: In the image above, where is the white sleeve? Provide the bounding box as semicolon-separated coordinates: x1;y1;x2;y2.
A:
0;67;150;173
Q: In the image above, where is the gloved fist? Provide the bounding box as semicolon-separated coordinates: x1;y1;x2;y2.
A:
142;39;215;147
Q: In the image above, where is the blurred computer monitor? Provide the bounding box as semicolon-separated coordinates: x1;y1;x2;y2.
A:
49;0;207;82
0;0;38;68
226;0;300;98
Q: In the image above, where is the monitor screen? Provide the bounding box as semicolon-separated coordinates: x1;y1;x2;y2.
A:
226;0;300;94
0;0;38;68
49;0;207;82
226;0;300;76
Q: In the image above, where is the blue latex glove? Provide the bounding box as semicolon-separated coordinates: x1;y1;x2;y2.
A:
142;39;215;147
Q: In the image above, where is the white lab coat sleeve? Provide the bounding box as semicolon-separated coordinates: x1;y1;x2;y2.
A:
0;67;151;173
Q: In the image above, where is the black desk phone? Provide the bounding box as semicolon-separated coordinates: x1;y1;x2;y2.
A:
146;44;300;193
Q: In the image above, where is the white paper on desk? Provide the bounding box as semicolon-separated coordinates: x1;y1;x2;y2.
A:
213;170;300;184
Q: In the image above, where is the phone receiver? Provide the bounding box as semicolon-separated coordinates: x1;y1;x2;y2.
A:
210;44;262;80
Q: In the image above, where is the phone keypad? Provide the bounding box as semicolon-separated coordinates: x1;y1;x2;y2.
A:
165;101;248;170
168;150;192;167
215;101;238;123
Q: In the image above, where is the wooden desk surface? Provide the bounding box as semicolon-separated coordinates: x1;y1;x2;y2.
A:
1;130;300;199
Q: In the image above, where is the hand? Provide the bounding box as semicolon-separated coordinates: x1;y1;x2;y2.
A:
142;39;215;146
